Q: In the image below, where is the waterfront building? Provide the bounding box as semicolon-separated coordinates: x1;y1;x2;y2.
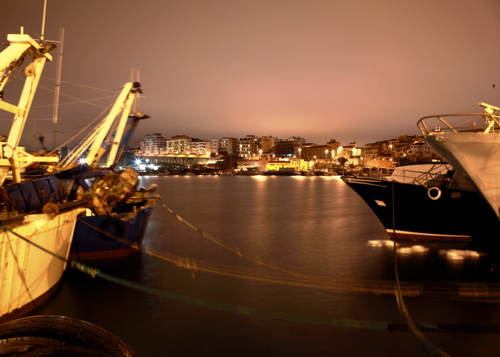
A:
407;140;438;162
300;140;341;163
326;139;342;158
185;139;211;156
211;137;238;155
363;141;381;161
238;135;256;158
222;137;238;154
210;138;221;154
392;135;418;164
273;140;301;158
238;135;275;159
380;139;398;157
167;135;190;154
265;158;312;172
140;133;166;154
301;145;331;162
136;130;444;170
340;142;364;166
362;135;439;168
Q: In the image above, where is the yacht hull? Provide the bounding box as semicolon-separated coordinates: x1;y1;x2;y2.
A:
426;133;500;219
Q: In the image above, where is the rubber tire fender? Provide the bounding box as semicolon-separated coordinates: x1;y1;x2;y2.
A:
0;315;136;356
100;217;127;241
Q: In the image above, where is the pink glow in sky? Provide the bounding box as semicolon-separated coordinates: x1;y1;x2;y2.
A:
2;0;500;148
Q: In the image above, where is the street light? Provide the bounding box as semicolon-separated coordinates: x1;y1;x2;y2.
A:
298;148;301;159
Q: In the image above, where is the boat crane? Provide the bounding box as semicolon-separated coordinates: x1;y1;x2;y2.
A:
57;81;145;169
0;30;58;184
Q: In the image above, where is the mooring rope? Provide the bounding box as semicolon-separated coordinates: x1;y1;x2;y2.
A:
158;192;454;355
70;260;389;331
156;197;382;289
3;214;500;342
76;214;411;296
0;221;393;331
154;198;500;300
74;199;500;301
391;181;450;357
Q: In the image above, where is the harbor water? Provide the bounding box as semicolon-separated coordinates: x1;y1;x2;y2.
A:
32;175;500;356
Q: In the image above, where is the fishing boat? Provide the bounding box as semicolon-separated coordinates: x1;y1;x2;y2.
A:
418;102;500;223
55;82;158;260
0;31;88;323
342;162;500;242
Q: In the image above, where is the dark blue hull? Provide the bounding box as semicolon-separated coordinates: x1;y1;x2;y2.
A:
342;176;500;243
69;204;154;260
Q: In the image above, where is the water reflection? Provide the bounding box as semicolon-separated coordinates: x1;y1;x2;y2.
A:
439;249;484;261
32;175;500;356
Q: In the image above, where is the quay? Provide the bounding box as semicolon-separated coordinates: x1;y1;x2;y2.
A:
135;153;222;168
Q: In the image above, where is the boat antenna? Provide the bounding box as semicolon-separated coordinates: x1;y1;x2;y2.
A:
41;0;48;42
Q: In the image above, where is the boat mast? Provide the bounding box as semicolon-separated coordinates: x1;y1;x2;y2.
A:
52;28;65;149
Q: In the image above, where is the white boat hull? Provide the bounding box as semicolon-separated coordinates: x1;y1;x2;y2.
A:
426;133;500;219
0;209;82;322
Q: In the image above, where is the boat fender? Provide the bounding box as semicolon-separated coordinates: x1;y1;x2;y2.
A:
100;217;127;241
427;187;442;200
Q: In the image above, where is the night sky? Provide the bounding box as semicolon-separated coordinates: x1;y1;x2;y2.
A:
2;0;500;150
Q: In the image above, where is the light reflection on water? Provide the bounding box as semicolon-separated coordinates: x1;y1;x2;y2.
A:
141;174;500;283
145;175;388;279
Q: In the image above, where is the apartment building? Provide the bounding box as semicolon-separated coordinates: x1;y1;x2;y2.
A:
238;135;275;159
140;133;167;154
